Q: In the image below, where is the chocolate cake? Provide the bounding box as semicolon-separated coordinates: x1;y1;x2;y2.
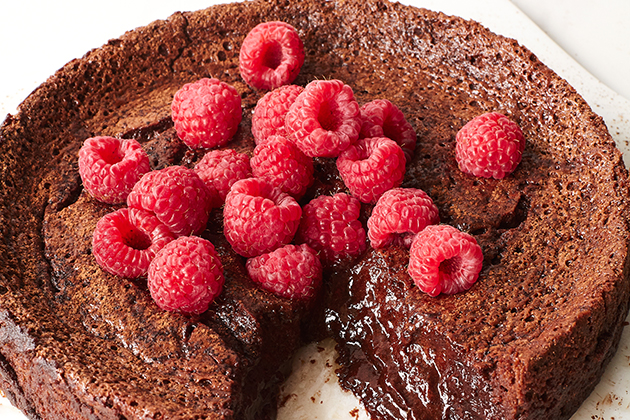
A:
1;0;629;419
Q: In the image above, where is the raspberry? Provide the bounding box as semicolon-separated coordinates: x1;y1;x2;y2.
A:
336;137;406;204
359;99;417;163
251;135;314;199
285;79;361;158
367;188;440;249
239;21;305;90
251;84;304;144
295;193;366;264
194;149;252;207
224;177;302;258
171;78;242;150
246;244;322;300
78;136;150;204
148;236;224;315
127;166;213;237
408;224;483;297
92;208;176;279
455;112;525;179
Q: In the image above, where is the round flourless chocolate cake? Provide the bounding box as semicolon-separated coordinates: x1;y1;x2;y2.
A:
0;0;629;419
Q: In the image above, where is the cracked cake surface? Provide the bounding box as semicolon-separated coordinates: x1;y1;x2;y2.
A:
0;0;629;419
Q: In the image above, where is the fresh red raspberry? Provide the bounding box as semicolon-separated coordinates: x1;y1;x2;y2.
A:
171;77;242;149
367;188;440;249
455;112;525;179
127;166;213;237
359;99;417;163
336;137;406;204
194;149;252;207
148;236;224;315
250;135;314;199
295;193;366;264
239;21;305;90
246;244;322;300
251;84;304;144
92;208;176;279
78;136;150;204
285;79;361;158
408;224;483;297
224;177;302;258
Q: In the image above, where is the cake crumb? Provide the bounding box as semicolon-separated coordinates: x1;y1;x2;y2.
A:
277;392;297;409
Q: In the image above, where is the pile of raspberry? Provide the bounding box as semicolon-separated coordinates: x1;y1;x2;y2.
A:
80;20;525;314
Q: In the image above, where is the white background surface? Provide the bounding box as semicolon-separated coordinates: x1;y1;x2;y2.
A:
511;0;630;102
1;1;630;419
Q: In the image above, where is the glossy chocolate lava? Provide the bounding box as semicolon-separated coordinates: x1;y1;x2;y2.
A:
1;0;629;419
